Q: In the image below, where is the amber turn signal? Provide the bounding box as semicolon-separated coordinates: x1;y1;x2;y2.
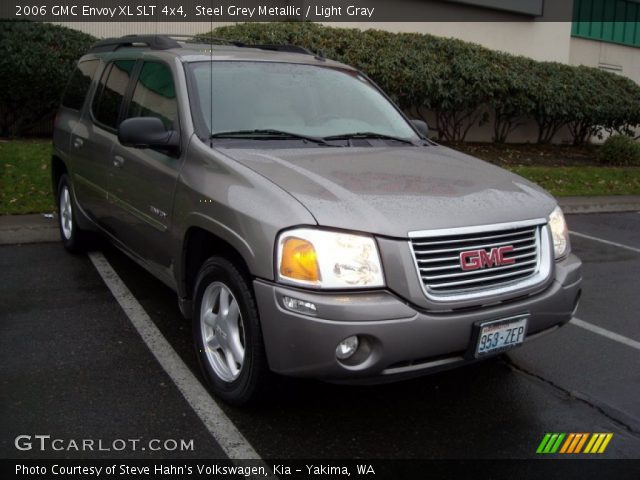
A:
279;237;321;282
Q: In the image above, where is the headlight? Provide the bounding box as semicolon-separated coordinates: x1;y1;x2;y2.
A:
549;206;570;259
276;228;385;289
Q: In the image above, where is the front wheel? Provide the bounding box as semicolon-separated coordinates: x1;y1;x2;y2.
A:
192;257;271;405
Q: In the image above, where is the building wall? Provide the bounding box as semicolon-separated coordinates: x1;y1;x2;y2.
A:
346;22;573;63
569;36;640;84
52;22;223;38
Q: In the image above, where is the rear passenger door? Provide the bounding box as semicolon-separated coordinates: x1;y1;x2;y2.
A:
108;60;182;272
56;59;99;213
75;59;136;224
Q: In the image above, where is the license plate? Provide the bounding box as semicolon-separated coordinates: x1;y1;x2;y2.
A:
475;316;528;358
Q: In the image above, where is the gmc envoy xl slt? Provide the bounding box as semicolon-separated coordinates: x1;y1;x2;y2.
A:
52;35;582;404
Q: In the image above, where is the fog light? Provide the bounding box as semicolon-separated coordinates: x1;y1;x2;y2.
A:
336;336;359;360
283;296;317;316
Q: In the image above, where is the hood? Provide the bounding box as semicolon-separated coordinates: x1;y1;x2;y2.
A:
220;145;557;238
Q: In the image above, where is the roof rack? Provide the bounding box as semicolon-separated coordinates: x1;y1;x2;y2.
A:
244;44;314;55
89;35;181;53
186;35;314;55
88;34;319;58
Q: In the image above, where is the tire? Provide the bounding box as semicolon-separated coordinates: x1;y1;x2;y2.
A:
192;256;271;405
57;174;89;253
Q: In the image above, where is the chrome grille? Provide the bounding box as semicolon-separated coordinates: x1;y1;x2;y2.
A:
410;221;549;300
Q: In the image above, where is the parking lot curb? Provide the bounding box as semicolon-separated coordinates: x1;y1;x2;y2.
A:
0;213;59;245
1;196;639;245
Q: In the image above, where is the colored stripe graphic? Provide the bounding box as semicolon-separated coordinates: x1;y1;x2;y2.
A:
598;434;613;453
574;433;589;454
539;433;613;454
584;434;599;453
536;433;565;454
584;433;614;454
536;433;552;454
559;433;575;453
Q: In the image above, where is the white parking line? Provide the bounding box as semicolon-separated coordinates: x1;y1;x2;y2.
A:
88;252;266;464
570;318;640;352
570;230;640;254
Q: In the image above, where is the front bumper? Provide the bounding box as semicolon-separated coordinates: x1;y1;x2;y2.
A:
254;254;582;383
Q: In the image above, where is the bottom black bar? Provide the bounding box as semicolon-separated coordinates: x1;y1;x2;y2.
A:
3;459;640;480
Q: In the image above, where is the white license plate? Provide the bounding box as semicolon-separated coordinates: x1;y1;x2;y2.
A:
475;316;528;357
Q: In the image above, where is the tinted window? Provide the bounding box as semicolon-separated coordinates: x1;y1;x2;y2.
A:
127;62;177;129
61;60;99;110
92;60;135;129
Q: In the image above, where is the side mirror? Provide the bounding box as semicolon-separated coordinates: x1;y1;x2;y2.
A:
118;117;179;151
411;119;429;138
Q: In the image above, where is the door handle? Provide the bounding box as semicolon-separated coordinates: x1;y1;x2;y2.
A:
73;138;84;149
113;155;125;168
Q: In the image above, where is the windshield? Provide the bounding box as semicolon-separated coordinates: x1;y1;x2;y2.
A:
187;61;419;141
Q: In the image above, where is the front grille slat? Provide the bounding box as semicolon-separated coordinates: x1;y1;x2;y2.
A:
419;250;537;273
410;222;545;299
411;228;536;247
418;236;535;255
423;258;538;281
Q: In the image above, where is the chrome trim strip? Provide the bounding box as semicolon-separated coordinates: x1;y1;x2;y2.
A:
424;258;537;281
411;227;536;246
414;236;534;254
408;218;547;238
419;251;537;272
427;263;537;288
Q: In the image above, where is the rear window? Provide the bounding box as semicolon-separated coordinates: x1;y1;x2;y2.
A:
61;60;99;111
92;60;136;129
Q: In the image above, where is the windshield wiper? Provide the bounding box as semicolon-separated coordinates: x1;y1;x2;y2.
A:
323;132;417;146
210;129;332;146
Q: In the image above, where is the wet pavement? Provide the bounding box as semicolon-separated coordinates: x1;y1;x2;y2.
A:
1;212;639;465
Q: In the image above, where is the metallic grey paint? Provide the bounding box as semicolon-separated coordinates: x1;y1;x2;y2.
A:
52;42;582;382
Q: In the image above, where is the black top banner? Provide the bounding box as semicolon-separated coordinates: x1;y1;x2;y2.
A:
2;0;589;22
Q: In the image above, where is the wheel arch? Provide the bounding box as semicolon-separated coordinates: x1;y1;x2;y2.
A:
51;155;67;197
179;224;256;318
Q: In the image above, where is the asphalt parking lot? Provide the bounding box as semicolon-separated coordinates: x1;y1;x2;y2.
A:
1;212;639;465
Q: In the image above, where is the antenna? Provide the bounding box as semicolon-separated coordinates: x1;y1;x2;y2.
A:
209;1;213;141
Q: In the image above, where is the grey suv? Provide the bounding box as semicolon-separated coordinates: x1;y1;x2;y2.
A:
53;35;582;405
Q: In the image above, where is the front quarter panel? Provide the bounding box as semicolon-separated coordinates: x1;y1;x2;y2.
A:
172;136;317;294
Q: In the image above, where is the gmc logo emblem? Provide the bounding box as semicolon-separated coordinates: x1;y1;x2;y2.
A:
459;246;515;271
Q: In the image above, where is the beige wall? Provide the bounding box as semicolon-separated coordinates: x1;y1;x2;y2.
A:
569;36;640;85
344;22;573;63
53;22;222;38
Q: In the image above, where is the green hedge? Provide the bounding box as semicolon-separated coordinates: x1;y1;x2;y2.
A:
203;22;640;144
0;21;96;137
2;21;639;144
599;135;640;166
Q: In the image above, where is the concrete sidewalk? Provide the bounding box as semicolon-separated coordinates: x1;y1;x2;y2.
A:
0;214;59;245
1;195;639;245
558;195;640;214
